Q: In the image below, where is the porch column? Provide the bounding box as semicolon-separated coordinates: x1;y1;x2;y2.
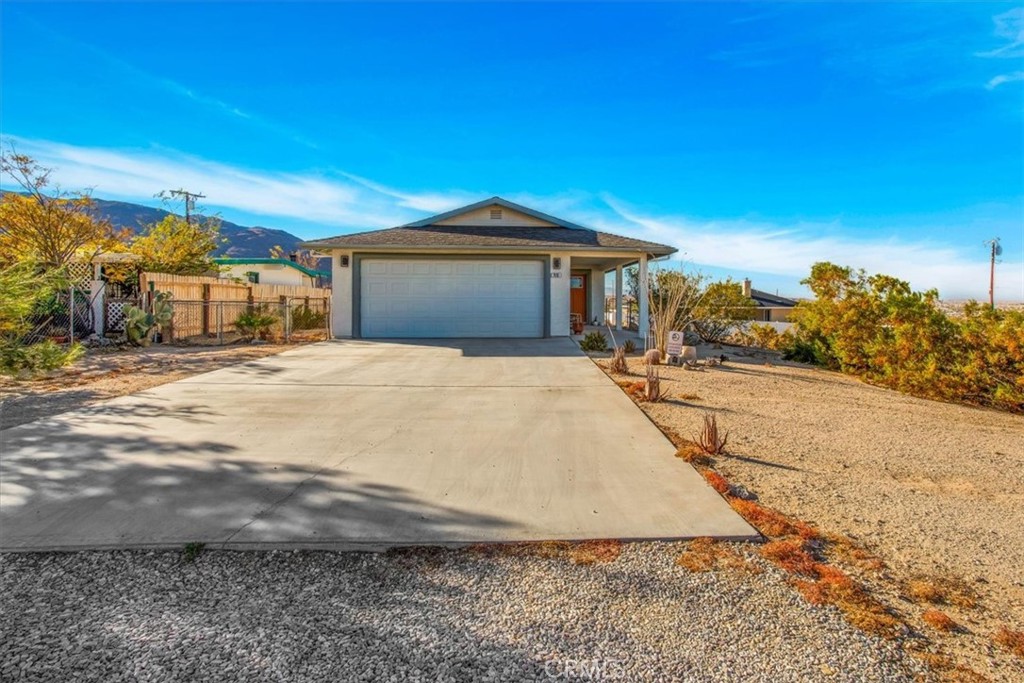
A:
638;254;649;341
589;268;604;326
614;265;623;331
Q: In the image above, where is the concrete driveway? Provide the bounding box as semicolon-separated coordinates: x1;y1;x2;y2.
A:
0;339;754;550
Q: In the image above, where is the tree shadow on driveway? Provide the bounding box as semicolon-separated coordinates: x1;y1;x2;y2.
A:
0;400;514;551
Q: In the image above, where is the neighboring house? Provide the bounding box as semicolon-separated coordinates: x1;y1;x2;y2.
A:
215;258;329;288
303;197;676;339
743;278;799;322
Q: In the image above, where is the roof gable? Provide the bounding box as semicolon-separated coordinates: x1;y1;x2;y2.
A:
403;196;586;230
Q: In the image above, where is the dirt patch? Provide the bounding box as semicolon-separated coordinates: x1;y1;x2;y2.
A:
599;349;1024;681
0;344;296;429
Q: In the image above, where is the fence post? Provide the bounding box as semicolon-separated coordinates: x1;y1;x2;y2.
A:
202;284;211;336
69;285;75;345
217;301;224;344
280;295;289;342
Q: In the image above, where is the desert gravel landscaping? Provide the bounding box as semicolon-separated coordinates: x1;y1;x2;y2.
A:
599;348;1024;681
0;543;923;682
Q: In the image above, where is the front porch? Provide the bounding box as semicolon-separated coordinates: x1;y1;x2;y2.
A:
566;254;650;339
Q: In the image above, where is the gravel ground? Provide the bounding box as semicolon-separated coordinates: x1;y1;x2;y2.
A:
0;544;924;683
600;348;1024;680
0;345;295;430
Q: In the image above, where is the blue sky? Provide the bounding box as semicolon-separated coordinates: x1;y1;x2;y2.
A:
2;1;1022;300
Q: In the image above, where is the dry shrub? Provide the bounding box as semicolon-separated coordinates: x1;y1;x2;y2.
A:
608;346;628;374
676;393;702;401
824;533;885;572
993;627;1024;658
729;498;819;540
569;539;622;565
795;565;901;637
702;470;731;495
675;441;713;466
921;609;958;633
761;539;819;576
910;652;987;682
676;537;758;573
905;575;978;609
694;412;729;455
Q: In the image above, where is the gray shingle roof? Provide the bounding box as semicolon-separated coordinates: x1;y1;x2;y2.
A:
750;289;798;307
304;224;676;254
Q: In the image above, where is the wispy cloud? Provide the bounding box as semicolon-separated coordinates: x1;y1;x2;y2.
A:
338;173;476;214
4;136;434;230
599;196;1023;302
986;71;1024;89
977;7;1024;59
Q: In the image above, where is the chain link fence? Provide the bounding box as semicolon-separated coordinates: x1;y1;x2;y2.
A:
22;286;96;345
157;296;330;345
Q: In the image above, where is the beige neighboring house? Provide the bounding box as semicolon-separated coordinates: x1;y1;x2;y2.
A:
303;196;676;339
214;258;329;288
742;278;799;322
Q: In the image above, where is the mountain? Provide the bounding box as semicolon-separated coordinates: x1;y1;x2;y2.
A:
88;198;311;259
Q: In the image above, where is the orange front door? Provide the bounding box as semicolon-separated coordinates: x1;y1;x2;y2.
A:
570;273;587;321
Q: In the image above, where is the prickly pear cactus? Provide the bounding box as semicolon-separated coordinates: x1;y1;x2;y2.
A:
151;291;174;329
124;305;156;347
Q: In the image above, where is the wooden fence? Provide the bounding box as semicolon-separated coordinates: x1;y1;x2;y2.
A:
139;272;330;340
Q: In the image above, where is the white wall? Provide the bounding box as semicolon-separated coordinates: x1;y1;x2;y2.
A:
549;252;571;336
221;263;308;287
331;251;353;337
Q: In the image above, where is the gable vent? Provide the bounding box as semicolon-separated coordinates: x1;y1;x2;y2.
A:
490;208;502;220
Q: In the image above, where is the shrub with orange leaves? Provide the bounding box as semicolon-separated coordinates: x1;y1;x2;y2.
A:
760;539;819;576
569;539;622;565
993;627;1024;658
729;498;819;540
702;470;731;495
921;609;958;632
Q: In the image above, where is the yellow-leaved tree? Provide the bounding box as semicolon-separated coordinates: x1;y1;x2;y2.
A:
0;149;122;267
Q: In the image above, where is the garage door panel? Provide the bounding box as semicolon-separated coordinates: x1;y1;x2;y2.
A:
360;259;544;338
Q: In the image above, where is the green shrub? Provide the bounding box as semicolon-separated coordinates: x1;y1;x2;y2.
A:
792;262;1024;412
0;338;84;377
290;305;326;330
235;308;278;341
579;331;608;352
0;262;82;377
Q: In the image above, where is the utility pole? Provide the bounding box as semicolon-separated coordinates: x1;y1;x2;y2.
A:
984;237;1001;310
169;189;206;225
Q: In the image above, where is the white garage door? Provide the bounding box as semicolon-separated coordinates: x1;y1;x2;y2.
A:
360;259;545;338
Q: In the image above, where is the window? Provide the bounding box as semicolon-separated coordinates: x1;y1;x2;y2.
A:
490;208;502;219
570;276;584;289
245;271;260;284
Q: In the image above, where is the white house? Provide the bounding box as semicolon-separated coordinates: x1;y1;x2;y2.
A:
303;197;677;339
214;258;329;287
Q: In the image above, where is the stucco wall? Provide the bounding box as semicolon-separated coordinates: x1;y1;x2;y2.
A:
331;251;354;337
222;264;308;287
435;206;556;227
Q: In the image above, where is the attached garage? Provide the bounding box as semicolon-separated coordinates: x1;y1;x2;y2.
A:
359;258;545;338
303;196;678;340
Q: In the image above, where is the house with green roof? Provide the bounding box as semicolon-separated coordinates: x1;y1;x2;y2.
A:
214;258;330;288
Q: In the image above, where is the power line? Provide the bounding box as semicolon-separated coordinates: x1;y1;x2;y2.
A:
168;189;206;225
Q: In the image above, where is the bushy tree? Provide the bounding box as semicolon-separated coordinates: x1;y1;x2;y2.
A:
0;150;121;266
692;279;758;342
131;214;223;275
0;262;83;376
791;261;1023;412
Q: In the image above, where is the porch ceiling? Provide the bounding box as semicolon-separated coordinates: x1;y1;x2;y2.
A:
569;255;640;272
